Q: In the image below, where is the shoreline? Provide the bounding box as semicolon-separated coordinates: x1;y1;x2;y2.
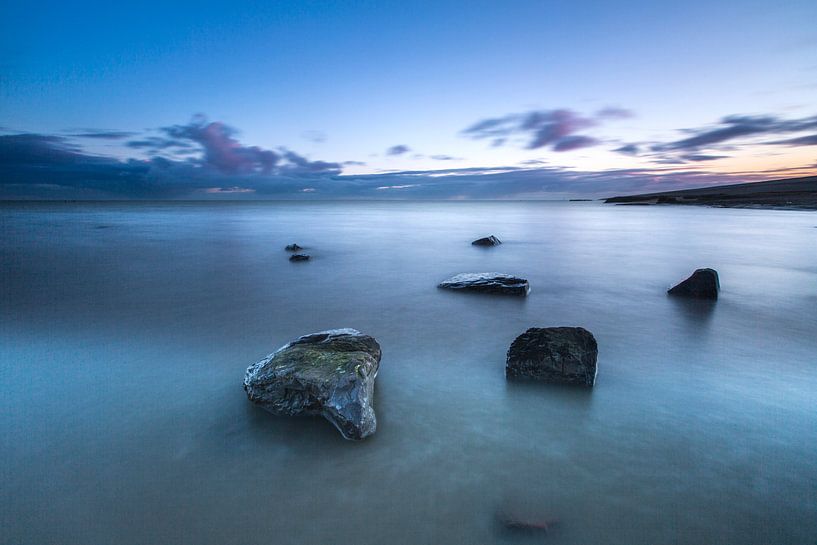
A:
604;175;817;210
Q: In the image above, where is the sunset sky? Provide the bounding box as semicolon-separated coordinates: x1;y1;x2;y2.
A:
1;0;816;199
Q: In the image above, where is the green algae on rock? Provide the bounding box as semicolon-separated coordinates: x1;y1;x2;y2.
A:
243;329;381;440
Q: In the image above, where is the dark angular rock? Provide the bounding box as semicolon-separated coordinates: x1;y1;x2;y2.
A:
472;235;502;246
437;272;530;296
289;254;310;262
285;243;303;251
506;327;598;386
668;268;719;299
243;329;381;440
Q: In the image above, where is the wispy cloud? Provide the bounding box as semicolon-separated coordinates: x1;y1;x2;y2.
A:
301;130;327;144
770;134;817;146
552;135;598;152
68;129;139;139
679;153;729;162
595;107;634;120
654;114;817;151
386;144;411;156
613;144;639;155
462;107;630;152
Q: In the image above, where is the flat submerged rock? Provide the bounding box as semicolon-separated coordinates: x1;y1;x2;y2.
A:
243;329;381;440
437;272;530;296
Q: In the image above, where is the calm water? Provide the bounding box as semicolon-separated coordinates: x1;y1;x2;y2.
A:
1;201;816;545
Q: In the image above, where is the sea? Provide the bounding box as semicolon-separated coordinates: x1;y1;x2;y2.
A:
1;200;816;545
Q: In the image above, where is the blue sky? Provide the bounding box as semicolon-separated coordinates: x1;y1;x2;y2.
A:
1;0;816;199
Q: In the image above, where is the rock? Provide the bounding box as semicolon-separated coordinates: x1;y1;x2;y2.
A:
472;235;502;246
437;273;529;296
289;254;310;262
285;243;303;251
498;513;560;534
243;329;381;440
668;268;719;299
506;327;598;386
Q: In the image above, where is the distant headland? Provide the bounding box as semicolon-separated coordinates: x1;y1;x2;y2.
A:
604;175;817;210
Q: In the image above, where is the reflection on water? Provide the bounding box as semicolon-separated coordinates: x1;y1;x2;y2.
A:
669;296;717;333
1;201;816;545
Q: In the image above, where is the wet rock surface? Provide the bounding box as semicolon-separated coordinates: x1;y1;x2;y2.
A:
472;235;502;246
289;254;310;262
243;329;381;440
506;327;598;386
285;243;303;251
437;273;530;296
668;268;719;299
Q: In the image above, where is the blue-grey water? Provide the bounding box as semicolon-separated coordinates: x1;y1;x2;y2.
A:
1;201;816;545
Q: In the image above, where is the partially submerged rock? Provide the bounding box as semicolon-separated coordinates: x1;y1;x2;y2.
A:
498;512;560;535
289;254;310;262
438;273;529;296
285;243;303;251
472;235;502;246
668;268;719;299
506;327;598;386
244;329;381;440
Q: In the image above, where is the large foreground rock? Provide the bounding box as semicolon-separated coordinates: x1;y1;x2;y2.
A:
472;235;502;246
438;273;530;296
243;329;381;440
668;268;719;299
506;327;598;386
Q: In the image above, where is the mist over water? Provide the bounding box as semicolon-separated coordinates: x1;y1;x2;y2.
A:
2;201;816;545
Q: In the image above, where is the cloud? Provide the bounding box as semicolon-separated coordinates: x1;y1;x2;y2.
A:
386;144;411;156
0;116;341;199
301;130;327;144
595;107;634;120
127;136;196;150
376;184;417;190
430;155;460;161
770;134;817;146
204;186;256;194
158;116;281;174
462;107;629;152
614;144;639;155
520;159;547;165
337;164;766;200
3;114;814;200
68;130;139;139
125;116;340;177
656;113;817;151
0;133;157;198
679;153;728;162
280;149;342;177
0;133;85;164
552;135;598;152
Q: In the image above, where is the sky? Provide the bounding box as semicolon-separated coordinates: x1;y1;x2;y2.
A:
1;0;816;199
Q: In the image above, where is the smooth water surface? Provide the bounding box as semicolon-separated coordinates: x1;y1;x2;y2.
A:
1;201;816;544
